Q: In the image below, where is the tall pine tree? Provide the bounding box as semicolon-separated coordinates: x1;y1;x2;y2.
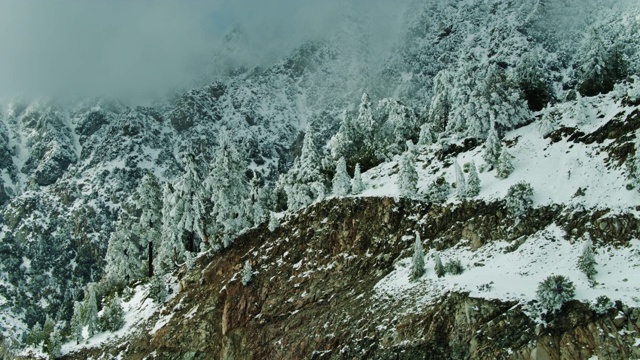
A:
136;172;162;277
332;157;351;196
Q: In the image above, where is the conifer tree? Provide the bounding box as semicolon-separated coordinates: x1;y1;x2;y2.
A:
241;260;252;286
84;284;99;337
174;153;207;253
98;295;124;332
398;150;418;198
104;215;142;287
47;328;61;358
434;252;445;278
249;173;266;227
156;183;184;275
332;157;351;196
635;130;640;184
207;129;251;248
70;301;83;344
26;322;42;346
483;124;502;167
428;176;450;203
136;172;162;277
454;160;467;199
515;48;553;111
351;163;365;194
268;212;279;233
285;127;324;211
465;162;481;197
538;105;556;137
578;238;598;285
496;147;514;179
410;232;425;280
418;123;436;146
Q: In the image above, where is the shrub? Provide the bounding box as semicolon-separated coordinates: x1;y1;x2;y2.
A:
536;275;575;312
592;295;613;315
444;258;464;275
505;181;534;217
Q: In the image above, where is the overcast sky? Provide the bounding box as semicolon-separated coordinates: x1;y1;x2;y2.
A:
0;0;409;101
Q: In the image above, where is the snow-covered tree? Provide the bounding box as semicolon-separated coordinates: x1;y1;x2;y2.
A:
577;31;628;96
332;157;351;196
156;183;184;275
268;212;279;233
410;232;425;280
505;182;534;217
434;252;445;278
241;260;252;286
428;176;450;203
536;275;575;312
483;125;502;167
578;238;597;285
70;301;83;344
284;127;325;211
465;162;481;197
84;284;99;337
47;328;61;358
148;275;167;303
515;47;553;111
418;123;436;146
248;173;266;227
136;172;163;277
104;215;142;287
454;160;466;199
351;163;365;194
538;105;556;137
174;153;207;253
634;129;640;183
376;98;419;157
398;150;418;198
98;295;124;332
428;69;453;132
207;129;251;248
496;147;514;179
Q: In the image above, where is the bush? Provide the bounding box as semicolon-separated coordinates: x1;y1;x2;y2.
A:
536;275;575;312
444;258;464;275
148;275;167;303
505;181;534;217
592;295;613;315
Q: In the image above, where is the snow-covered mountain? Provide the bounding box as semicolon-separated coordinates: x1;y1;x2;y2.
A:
1;0;640;358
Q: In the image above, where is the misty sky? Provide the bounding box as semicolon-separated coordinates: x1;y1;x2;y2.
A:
0;0;409;101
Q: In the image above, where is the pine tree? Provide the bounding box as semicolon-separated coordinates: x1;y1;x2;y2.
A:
249;173;266;227
98;295;125;332
241;260;252;286
515;48;553;111
496;147;514;179
428;69;453;132
136;172;163;277
465;162;481;197
156;183;184;275
398;150;418;198
418;123;436;146
434;252;445;278
25;322;43;346
70;301;83;344
84;284;99;337
268;212;279;233
174;153;207;253
284;127;325;211
351;163;365;194
207;129;251;248
104;215;142;288
578;238;598;285
538;105;556;137
410;232;425;280
483;125;502;167
332;157;351;196
505;182;534;218
536;275;575;312
47;328;61;358
454;160;467;199
634;129;640;184
428;176;450;203
148;275;167;303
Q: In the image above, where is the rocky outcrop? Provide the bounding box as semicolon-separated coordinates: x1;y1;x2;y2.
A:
62;197;640;360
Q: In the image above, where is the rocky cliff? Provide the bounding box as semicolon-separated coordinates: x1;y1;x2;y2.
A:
60;197;640;360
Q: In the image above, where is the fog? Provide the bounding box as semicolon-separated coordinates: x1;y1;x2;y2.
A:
0;0;410;101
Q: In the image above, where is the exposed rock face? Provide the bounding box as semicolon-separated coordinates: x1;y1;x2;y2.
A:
62;197;640;360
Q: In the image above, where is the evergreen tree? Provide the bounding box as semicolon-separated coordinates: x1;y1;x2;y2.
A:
578;238;598;285
634;129;640;184
536;275;575;312
207;129;251;248
332;157;351;196
98;295;125;332
577;31;628;96
428;69;453;132
47;328;61;358
377;98;419;157
156;183;184;275
496;147;514;179
483;124;502;167
351;163;365;195
148;275;167;303
104;215;142;287
434;252;445;278
505;182;534;218
25;322;43;346
136;172;163;278
515;48;553;111
398;150;418;198
174;153;207;253
249;173;266;227
84;284;99;337
454;160;467;199
428;176;450;203
465;162;481;197
268;212;279;233
70;301;83;344
538;105;556;137
418;123;436;146
410;232;425;280
241;260;252;286
284;127;325;211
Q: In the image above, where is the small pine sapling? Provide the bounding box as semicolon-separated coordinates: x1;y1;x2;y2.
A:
70;301;84;344
47;329;62;358
410;232;425;280
536;275;575;313
465;162;481;197
454;160;467;199
398;150;418;198
332;157;352;196
483;125;502;167
434;252;445;278
268;212;279;232
538;105;556;137
496;147;514;179
241;260;253;286
351;163;365;194
577;238;597;286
